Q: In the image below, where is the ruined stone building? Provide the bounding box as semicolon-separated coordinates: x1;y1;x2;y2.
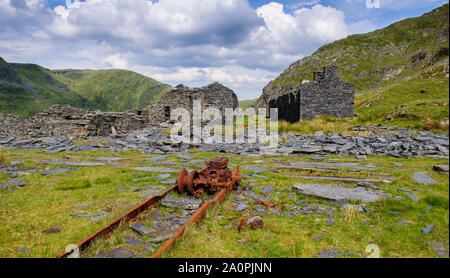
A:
269;66;354;122
0;105;146;139
0;82;239;138
147;82;239;125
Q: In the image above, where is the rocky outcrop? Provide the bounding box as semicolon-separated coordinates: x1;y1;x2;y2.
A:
0;105;146;139
147;82;238;126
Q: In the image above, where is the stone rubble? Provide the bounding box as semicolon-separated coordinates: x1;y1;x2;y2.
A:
1;127;447;159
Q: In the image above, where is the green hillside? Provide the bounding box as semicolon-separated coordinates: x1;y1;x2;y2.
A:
257;4;449;133
52;69;172;112
0;59;172;115
238;98;257;109
0;59;89;116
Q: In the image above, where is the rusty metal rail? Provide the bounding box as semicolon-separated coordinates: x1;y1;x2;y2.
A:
56;157;240;258
56;185;176;258
151;187;229;258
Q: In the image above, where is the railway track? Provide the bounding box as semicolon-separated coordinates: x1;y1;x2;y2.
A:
57;158;239;258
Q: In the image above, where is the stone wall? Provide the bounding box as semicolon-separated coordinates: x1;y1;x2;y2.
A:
0;105;146;139
269;66;354;122
147;82;239;126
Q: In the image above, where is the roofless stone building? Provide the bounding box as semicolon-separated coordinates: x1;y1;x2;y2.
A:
147;82;239;126
269;66;354;122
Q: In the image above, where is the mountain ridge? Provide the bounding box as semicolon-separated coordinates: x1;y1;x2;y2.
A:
254;3;449;132
0;58;172;116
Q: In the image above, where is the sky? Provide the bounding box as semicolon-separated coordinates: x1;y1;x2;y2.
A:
0;0;448;100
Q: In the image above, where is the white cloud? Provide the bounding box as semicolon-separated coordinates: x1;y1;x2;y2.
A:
0;0;359;99
249;3;349;55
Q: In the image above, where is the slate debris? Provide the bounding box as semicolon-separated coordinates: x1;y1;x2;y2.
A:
412;172;436;184
0;179;26;189
130;223;153;237
1;128;448;158
405;192;420;201
124;236;143;247
422;224;435;234
154;174;171;181
235;203;249;212
161;196;203;210
429;241;449;258
107;247;135;258
42;167;71;175
293;183;388;203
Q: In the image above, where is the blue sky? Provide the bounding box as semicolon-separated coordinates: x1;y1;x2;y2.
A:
1;0;448;99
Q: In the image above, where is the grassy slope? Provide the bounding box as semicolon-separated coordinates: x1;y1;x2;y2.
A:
259;4;449;133
0;148;447;258
0;59;172;115
239;98;258;110
0;62;89;116
52;69;172;112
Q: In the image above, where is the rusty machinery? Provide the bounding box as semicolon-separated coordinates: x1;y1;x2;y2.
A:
176;157;241;198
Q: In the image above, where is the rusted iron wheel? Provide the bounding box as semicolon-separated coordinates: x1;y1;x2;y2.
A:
177;169;188;194
186;170;198;194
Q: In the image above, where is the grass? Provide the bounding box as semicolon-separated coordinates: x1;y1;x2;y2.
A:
163;154;449;258
0;151;5;164
278;115;359;135
239;99;257;110
277;76;449;135
0;146;448;258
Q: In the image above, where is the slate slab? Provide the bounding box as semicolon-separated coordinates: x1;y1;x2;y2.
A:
422;224;435;234
130;223;153;237
253;205;266;213
261;186;275;195
134;167;178;173
148;234;174;243
429;241;449;258
107;247;135;258
95;157;129;162
405;193;420;201
124;236;143;247
293;183;388;203
42;168;71;175
412;172;436;184
65;161;104;166
160;178;177;184
90;214;108;222
161;196;203;210
293;175;393;183
152;209;164;221
147;155;169;162
243;191;264;201
0;179;26;189
235;203;249;212
154;174;171;181
243;165;267;173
